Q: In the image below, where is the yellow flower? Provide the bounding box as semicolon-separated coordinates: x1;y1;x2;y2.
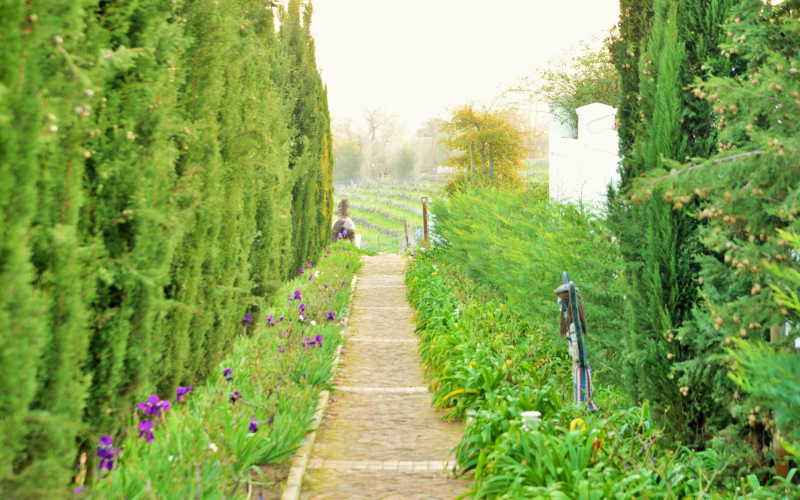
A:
570;418;586;432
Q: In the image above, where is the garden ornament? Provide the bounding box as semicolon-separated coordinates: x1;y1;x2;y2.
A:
331;199;357;243
554;272;598;412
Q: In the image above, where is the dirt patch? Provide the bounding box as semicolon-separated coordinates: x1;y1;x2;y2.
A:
240;462;291;500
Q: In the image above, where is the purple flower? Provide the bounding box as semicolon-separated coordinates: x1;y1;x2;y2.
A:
327;311;335;321
97;435;119;471
299;269;304;275
337;233;343;239
279;316;284;322
303;337;314;349
176;386;192;402
410;253;415;257
324;284;328;289
341;281;346;286
137;394;171;417
315;334;324;346
138;420;154;443
248;416;260;433
343;229;348;236
223;367;233;381
74;486;84;494
278;345;284;353
309;274;313;281
230;391;242;404
299;303;306;312
293;290;302;301
307;263;312;269
242;315;252;326
346;264;350;269
267;315;275;327
327;250;332;255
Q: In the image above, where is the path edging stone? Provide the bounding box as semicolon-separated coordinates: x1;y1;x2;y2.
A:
281;275;358;500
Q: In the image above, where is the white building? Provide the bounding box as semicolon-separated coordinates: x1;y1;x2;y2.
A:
549;103;620;207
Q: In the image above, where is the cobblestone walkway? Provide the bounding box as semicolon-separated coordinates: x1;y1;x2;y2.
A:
300;254;469;500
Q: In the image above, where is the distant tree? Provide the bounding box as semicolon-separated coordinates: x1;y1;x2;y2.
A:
389;144;415;180
507;38;620;138
413;118;450;176
442;104;527;188
333;140;362;181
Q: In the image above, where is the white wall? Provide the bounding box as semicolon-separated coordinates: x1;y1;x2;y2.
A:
549;103;620;207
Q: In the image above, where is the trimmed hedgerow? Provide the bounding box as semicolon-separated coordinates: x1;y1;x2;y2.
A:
0;0;332;495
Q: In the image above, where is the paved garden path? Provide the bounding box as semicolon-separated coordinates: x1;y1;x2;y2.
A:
300;254;469;500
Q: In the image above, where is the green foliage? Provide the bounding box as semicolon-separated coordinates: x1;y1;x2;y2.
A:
0;0;333;495
389;144;415;180
408;250;799;499
442;104;527;189
431;186;626;372
508;38;620;138
607;0;741;447
333;140;362;181
81;245;361;498
626;0;800;466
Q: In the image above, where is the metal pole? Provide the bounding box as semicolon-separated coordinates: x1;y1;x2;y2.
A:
569;281;587;368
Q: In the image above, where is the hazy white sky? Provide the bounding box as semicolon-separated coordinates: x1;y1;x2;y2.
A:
310;0;620;134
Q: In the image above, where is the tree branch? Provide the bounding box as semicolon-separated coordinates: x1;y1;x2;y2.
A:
645;150;765;187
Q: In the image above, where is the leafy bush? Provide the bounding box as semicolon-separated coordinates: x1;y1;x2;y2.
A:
431;186;625;374
407;249;799;499
78;244;360;498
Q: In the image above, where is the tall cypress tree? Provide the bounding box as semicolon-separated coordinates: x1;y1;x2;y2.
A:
610;0;739;445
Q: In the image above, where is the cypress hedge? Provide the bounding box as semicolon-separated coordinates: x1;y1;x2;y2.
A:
0;0;332;496
609;0;742;447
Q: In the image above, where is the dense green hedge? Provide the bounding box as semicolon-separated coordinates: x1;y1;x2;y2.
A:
0;0;332;495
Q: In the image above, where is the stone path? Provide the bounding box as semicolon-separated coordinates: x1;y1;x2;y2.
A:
300;254;469;500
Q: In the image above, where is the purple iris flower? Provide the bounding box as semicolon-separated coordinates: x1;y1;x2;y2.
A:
176;386;192;402
316;334;324;346
341;281;345;286
338;233;343;239
299;269;304;275
279;316;284;322
309;274;313;281
242;315;252;326
327;311;335;321
307;263;312;269
303;337;314;349
267;315;275;327
137;394;171;417
278;345;284;353
138;421;154;443
299;303;306;312
230;391;242;404
293;290;302;301
327;250;331;255
74;486;84;494
346;264;350;269
324;284;328;289
97;435;119;471
343;229;348;236
248;416;261;432
223;368;233;381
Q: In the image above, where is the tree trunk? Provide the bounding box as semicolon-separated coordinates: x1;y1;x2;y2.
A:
469;142;475;181
489;145;494;180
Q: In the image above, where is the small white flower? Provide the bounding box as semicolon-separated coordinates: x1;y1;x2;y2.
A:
208;443;218;453
454;308;460;317
310;320;317;326
299;314;305;321
168;455;173;462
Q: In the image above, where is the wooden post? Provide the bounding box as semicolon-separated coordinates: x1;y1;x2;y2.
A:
469;142;475;182
404;217;410;248
421;196;428;242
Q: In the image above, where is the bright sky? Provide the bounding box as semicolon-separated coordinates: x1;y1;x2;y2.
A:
310;0;620;134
